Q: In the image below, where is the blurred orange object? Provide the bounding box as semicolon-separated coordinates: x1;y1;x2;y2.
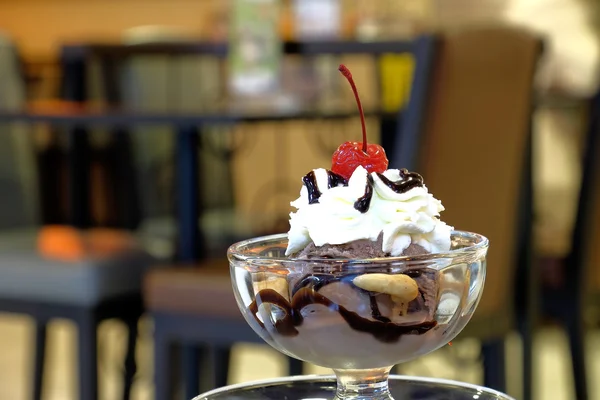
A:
37;225;137;261
27;99;86;114
279;3;294;41
37;225;85;261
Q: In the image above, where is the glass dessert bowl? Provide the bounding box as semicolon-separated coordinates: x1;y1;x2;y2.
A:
228;230;488;400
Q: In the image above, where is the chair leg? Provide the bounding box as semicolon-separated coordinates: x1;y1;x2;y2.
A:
154;327;172;400
33;322;47;400
77;311;99;400
482;339;506;394
287;357;303;376
122;318;138;400
183;345;201;400
521;323;534;400
566;315;588;400
213;346;231;388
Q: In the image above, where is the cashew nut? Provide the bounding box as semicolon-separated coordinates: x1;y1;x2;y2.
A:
353;273;419;316
391;296;410;316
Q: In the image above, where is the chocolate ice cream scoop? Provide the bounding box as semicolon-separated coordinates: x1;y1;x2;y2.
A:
292;234;429;259
285;235;439;329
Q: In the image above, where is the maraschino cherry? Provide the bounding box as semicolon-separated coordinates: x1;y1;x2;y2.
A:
331;64;388;179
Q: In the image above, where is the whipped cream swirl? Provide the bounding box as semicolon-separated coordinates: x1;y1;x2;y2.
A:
286;166;452;256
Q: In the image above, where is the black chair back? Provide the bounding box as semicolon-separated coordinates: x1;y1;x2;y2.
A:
571;93;600;303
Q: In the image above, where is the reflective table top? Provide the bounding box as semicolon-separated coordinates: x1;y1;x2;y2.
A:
194;375;515;400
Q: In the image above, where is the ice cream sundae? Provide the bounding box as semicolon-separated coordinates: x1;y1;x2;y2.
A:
228;65;488;379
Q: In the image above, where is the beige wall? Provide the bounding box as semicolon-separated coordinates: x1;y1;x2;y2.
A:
0;0;220;60
1;0;433;61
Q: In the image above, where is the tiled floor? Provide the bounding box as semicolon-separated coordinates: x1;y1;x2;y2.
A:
0;313;599;400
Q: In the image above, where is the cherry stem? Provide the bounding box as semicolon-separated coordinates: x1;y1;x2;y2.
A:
339;64;368;153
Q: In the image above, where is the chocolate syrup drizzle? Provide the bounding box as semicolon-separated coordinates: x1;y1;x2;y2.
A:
376;169;424;194
354;175;374;213
302;168;425;213
249;272;437;343
303;171;320;204
303;170;348;205
328;171;348;189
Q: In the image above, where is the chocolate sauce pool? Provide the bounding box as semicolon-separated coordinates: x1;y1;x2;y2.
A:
248;271;437;344
302;168;424;214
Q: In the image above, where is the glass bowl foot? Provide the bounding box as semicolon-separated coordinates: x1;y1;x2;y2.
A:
334;367;394;400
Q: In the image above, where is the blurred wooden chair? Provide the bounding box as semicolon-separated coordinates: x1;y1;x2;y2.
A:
0;34;157;400
542;91;600;400
392;27;542;400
